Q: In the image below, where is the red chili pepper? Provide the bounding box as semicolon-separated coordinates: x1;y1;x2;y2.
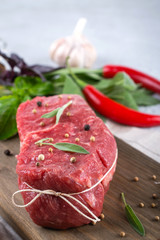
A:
102;65;160;94
83;85;160;127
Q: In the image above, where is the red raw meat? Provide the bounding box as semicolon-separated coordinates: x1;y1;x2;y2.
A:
16;95;96;142
16;94;117;229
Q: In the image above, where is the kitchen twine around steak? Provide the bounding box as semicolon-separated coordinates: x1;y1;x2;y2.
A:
12;151;117;224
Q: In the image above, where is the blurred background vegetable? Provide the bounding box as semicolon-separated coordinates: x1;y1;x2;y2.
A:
50;18;96;68
0;51;160;140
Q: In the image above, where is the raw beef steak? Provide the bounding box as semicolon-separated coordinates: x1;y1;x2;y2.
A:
16;94;117;229
16;95;96;142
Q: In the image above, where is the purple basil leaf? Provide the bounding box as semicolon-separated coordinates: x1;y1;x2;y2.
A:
0;71;18;85
20;66;47;81
30;64;55;73
10;53;27;68
0;51;17;69
0;51;63;85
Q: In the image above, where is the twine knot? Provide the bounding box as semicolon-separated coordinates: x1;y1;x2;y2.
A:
12;151;117;223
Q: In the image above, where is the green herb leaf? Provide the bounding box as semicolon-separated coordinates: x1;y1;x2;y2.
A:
35;139;89;154
41;107;60;118
77;72;104;84
41;100;72;123
113;72;137;91
125;204;145;236
65;58;87;90
56;100;72;124
49;75;66;95
53;142;89;154
121;193;145;237
0;95;19;140
94;79;114;91
35;138;52;145
116;91;138;110
12;76;54;98
0;86;12;97
132;88;160;106
62;75;84;98
48;67;95;77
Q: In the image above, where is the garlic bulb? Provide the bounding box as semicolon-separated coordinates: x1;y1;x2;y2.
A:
50;18;96;68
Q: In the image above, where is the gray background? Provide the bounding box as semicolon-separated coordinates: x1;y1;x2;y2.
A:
0;0;160;163
1;0;160;78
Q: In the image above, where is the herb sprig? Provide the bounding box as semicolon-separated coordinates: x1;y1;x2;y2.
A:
0;51;160;140
35;138;89;154
121;193;145;237
41;108;60;118
56;100;72;124
41;100;72;124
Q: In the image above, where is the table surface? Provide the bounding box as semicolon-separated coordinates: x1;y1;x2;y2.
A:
0;0;160;164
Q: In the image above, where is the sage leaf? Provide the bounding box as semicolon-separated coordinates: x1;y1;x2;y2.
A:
121;193;145;237
94;79;114;90
62;75;84;98
132;88;160;106
117;91;138;110
114;72;137;91
56;100;72;124
0;95;19;140
41;100;72;124
41;108;60;118
35;140;89;154
53;142;89;154
35;138;52;145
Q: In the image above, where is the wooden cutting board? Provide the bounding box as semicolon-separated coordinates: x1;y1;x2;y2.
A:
0;136;160;240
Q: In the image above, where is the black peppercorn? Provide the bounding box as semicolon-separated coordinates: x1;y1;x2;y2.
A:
37;101;42;107
84;124;90;131
4;149;12;156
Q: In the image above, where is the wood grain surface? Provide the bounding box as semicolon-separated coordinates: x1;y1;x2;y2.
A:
0;136;160;240
0;216;22;240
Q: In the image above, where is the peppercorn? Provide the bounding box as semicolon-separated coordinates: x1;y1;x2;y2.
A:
38;154;45;161
152;175;157;180
100;213;105;219
155;216;159;221
49;138;54;142
120;231;125;237
90;136;95;142
75;137;80;142
37;101;42;107
48;148;53;153
91;221;96;225
66;112;71;116
36;162;40;167
152;193;157;199
151;203;156;208
32;109;37;114
4;149;12;156
84;124;90;131
40;122;45;126
65;133;69;138
139;202;144;208
133;176;139;182
70;157;76;163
